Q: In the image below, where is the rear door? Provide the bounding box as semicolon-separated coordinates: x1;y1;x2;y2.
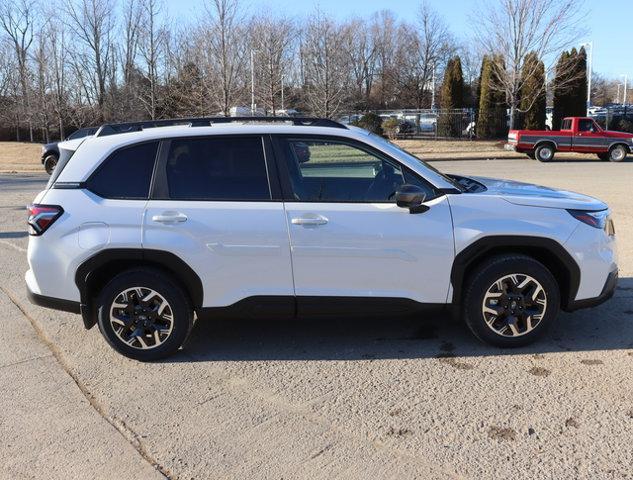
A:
273;135;454;312
143;135;294;311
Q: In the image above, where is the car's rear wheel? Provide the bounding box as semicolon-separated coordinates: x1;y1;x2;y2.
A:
535;144;555;162
96;269;193;361
608;144;627;162
43;154;58;175
462;254;560;347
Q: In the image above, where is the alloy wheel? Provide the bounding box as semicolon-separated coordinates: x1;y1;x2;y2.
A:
481;274;547;337
109;287;174;350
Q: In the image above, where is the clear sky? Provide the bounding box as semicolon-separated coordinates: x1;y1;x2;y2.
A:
164;0;632;80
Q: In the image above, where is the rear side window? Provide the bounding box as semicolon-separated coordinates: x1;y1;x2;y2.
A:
87;142;158;199
561;119;572;130
164;137;271;200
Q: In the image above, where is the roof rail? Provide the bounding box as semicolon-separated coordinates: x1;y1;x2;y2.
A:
94;116;347;137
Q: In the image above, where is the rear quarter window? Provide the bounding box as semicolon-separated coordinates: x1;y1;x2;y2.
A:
87;142;159;199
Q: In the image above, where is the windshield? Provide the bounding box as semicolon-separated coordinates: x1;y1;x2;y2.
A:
367;133;465;191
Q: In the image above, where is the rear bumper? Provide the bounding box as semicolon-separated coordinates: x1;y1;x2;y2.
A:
27;285;81;314
565;269;618;312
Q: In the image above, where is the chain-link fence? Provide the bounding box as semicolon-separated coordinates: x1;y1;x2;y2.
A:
591;106;633;133
338;109;509;140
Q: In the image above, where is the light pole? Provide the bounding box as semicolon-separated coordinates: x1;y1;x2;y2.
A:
280;74;285;112
617;83;621;104
621;74;628;106
250;49;256;116
431;63;436;110
580;42;593;113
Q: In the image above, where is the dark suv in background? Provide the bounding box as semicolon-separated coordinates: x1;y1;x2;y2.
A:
41;127;98;174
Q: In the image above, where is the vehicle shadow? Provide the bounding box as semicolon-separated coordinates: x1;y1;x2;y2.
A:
173;277;633;363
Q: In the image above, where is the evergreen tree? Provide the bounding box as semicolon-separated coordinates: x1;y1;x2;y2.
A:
520;52;546;130
439;56;464;136
477;55;506;138
570;47;588;116
552;50;570;130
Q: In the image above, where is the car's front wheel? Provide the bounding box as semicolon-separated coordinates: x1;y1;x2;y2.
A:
608;144;627;162
462;255;560;347
43;154;58;175
96;269;194;361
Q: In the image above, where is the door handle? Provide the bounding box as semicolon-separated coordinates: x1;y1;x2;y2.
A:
152;211;188;224
291;214;328;226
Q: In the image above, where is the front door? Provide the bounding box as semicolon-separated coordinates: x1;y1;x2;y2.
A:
574;119;607;153
143;135;294;311
274;136;454;310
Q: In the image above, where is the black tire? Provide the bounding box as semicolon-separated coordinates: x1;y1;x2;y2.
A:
597;153;609;161
462;254;560;348
608;144;627;162
43;154;58;175
96;268;193;361
534;144;555;162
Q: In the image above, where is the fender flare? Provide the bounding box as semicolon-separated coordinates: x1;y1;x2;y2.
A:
450;235;580;310
75;248;204;329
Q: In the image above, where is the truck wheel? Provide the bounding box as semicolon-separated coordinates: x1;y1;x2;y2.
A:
462;254;560;348
608;145;627;162
43;154;58;175
96;268;194;361
535;144;555;162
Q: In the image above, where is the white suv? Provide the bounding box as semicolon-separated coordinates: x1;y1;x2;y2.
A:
26;117;618;360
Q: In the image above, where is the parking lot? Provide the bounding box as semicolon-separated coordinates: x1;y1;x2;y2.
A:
1;157;632;479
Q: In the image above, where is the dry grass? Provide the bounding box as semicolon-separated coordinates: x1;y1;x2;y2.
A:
0;142;43;172
0;138;598;173
394;139;590;161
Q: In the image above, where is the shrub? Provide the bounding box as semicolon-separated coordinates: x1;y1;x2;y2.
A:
618;118;633;133
382;118;400;139
355;113;384;135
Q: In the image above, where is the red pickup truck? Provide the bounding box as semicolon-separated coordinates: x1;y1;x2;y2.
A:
508;117;633;162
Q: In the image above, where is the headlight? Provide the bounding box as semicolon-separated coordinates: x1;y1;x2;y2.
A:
567;209;613;234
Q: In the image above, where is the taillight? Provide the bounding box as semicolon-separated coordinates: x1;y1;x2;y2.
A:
27;204;64;236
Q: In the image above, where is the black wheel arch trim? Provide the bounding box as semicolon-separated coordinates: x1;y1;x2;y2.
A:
450;235;580;310
74;248;204;329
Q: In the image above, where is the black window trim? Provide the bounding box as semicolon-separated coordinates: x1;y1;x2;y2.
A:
149;134;281;202
84;139;161;200
270;134;441;204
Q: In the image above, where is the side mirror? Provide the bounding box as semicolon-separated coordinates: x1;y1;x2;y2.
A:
395;184;429;214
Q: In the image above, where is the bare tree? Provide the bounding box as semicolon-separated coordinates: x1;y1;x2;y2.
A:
473;0;586;128
249;14;294;115
121;0;142;85
370;10;398;108
138;0;166;119
341;17;377;109
0;0;37;141
392;2;453;109
301;11;349;117
64;0;116;120
200;0;247;115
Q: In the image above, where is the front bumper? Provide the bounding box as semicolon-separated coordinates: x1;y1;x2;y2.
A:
565;269;618;311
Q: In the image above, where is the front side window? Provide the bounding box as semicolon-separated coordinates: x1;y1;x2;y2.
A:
165;137;270;201
87;141;158;199
281;139;434;202
578;119;596;132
